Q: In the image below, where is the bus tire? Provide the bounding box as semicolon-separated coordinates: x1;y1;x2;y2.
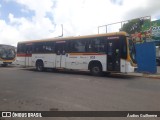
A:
156;59;160;66
36;61;44;72
1;64;8;67
90;63;102;76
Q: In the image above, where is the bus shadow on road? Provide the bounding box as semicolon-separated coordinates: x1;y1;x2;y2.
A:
0;65;16;68
105;73;138;79
21;68;137;80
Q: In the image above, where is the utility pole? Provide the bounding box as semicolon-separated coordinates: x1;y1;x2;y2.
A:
58;24;63;37
61;24;63;37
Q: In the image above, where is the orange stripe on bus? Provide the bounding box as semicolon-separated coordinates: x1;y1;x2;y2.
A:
17;54;32;57
68;53;105;55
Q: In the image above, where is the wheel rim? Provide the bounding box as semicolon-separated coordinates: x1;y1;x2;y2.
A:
37;62;43;71
92;66;100;74
38;65;42;71
156;61;159;66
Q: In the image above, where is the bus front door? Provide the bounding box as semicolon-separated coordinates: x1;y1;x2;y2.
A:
107;40;120;72
55;42;66;68
25;45;32;67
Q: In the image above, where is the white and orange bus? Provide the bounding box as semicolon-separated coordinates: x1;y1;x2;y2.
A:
16;32;136;75
0;44;16;66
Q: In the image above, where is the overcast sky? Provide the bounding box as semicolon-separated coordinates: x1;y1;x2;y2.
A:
0;0;160;46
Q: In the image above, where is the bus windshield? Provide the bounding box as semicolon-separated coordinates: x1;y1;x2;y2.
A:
128;39;136;63
0;46;16;60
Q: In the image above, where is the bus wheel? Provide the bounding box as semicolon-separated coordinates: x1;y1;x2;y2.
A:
36;61;44;72
2;64;8;67
90;64;102;76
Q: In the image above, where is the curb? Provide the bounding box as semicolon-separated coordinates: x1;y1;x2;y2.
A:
144;75;160;79
142;73;160;79
126;73;160;79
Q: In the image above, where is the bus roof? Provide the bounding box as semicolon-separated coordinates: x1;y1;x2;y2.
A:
18;31;128;44
0;44;15;48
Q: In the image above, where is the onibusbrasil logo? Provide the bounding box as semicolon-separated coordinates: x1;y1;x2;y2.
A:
1;112;42;118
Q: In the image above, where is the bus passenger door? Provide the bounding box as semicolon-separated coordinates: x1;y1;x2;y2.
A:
55;41;66;68
25;45;32;67
107;40;120;72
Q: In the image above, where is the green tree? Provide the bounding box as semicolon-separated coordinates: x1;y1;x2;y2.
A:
120;18;143;34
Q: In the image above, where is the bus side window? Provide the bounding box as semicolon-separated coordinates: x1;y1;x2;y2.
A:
65;41;69;53
34;43;38;53
26;45;32;54
45;42;55;53
17;44;26;54
75;40;86;52
68;40;86;52
89;38;106;53
34;42;43;53
17;44;21;53
68;41;74;52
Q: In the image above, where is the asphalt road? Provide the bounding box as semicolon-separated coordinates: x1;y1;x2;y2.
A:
0;66;160;120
